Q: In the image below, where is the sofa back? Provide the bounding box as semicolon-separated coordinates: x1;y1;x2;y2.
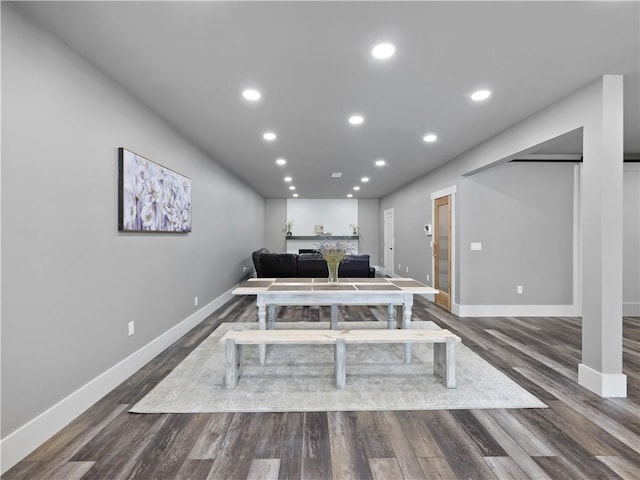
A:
259;253;298;277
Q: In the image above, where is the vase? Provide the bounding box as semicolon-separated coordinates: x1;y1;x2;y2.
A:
327;260;340;284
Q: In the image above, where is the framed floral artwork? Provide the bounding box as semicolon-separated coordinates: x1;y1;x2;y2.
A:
118;148;192;232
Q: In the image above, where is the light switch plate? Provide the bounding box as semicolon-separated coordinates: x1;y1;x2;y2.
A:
471;242;482;251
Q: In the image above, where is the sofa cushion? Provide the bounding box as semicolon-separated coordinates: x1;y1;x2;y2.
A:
259;253;298;278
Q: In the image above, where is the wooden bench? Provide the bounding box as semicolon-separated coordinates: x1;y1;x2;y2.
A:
220;328;461;390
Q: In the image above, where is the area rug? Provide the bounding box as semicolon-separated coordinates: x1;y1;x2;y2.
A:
130;321;546;413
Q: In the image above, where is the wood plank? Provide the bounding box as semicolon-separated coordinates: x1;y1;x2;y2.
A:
533;456;585;480
516;408;620;478
417;457;458;480
379;411;427;480
246;459;280;480
327;411;372;480
277;412;304;480
175;459;215;480
422;411;497;480
483;457;529;480
369;458;404;480
396;411;443;458
470;410;552;480
450;410;507;457
188;412;235;459
301;412;332;480
596;455;640;480
356;412;395;459
484;409;555;457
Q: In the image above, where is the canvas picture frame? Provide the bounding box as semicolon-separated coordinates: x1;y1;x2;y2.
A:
118;148;192;232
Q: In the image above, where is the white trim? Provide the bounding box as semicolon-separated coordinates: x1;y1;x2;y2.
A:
623;302;640;316
456;304;579;317
578;363;627;397
430;184;457;200
573;163;583;316
624;163;640;172
451;301;461;317
0;281;243;474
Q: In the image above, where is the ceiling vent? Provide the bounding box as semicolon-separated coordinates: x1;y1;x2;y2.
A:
331;172;343;178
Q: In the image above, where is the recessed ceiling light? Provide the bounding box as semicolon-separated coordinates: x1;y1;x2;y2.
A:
471;89;492;101
375;159;386;167
331;172;343;178
371;43;395;60
347;193;353;198
242;88;261;101
348;115;364;126
293;193;299;197
263;131;277;141
284;176;292;182
423;133;438;143
361;177;370;183
289;185;296;190
354;186;361;191
276;158;286;166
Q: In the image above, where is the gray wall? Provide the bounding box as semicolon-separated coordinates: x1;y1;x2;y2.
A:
264;198;287;253
357;199;379;262
458;162;574;305
623;166;640;315
263;198;379;262
1;4;265;437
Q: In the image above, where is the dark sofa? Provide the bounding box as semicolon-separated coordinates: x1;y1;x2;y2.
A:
252;248;375;278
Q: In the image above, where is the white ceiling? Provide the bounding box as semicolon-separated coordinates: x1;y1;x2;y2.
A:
15;1;640;199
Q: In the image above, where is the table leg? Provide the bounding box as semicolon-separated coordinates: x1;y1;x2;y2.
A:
402;295;413;364
331;304;338;330
387;304;396;329
267;304;276;330
335;339;346;389
257;296;267;365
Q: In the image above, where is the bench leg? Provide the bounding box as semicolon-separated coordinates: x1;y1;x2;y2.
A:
335;339;346;389
434;340;457;388
224;339;240;388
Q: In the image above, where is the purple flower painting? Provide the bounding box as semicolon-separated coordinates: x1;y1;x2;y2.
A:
118;148;192;232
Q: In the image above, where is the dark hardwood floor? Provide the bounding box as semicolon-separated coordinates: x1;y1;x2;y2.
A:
3;295;639;480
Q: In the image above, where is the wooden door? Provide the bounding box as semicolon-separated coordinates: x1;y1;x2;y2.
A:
434;196;451;310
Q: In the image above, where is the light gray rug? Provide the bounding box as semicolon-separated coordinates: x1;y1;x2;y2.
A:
130;321;547;413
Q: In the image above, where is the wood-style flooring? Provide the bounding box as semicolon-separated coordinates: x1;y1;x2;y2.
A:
3;295;639;480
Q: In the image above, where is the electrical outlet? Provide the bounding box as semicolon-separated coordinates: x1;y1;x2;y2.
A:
426;274;430;282
128;321;135;336
243;266;248;273
194;296;199;306
398;263;401;270
517;285;523;294
406;266;409;273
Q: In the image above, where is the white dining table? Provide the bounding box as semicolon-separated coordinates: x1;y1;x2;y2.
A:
232;277;439;364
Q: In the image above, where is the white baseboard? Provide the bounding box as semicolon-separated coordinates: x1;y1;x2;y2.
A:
0;281;243;475
623;302;640;316
455;304;579;317
578;363;627;397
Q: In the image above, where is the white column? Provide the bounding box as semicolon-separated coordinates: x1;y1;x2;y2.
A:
579;75;627;397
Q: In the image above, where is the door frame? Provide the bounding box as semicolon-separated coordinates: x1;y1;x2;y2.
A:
383;208;395;277
431;186;457;312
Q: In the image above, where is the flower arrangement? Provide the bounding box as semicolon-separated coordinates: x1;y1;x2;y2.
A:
314;237;354;283
349;224;359;235
285;219;293;235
